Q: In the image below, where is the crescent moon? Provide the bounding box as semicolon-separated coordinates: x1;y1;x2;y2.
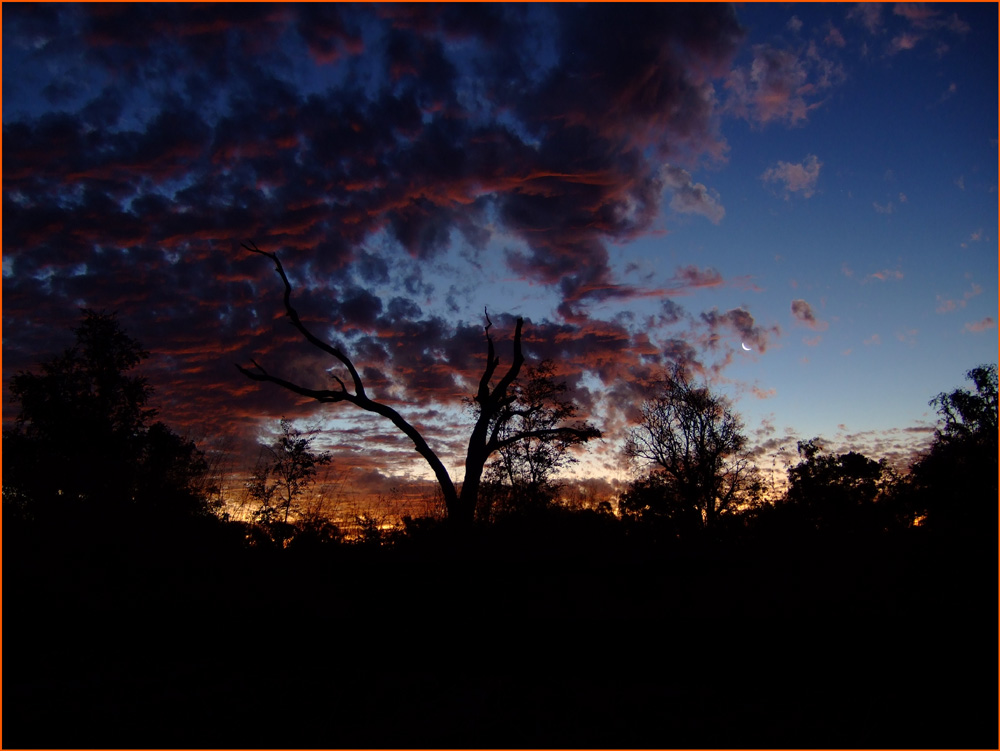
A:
741;342;752;351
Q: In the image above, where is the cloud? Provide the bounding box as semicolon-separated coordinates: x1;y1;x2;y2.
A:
790;299;828;331
878;3;971;56
964;317;995;333
0;4;850;490
894;3;971;34
848;2;970;58
825;25;847;48
667;265;725;294
888;31;922;54
936;282;982;313
865;268;904;283
660;165;725;224
848;4;884;35
761;154;822;198
960;228;986;248
699;307;777;353
3;3;748;338
724;44;844;127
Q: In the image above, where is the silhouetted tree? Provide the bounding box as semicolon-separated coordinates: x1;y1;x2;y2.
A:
622;364;758;530
909;364;998;536
3;310;210;521
779;439;900;534
236;242;600;527
247;418;332;526
478;360;597;519
617;471;704;540
3;310;212;516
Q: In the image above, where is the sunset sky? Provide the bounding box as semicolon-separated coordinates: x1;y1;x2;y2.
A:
3;3;997;502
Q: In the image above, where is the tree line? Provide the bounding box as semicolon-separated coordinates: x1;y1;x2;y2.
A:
5;297;995;751
4;302;995;553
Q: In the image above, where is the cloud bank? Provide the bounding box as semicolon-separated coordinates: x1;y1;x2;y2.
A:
2;3;753;470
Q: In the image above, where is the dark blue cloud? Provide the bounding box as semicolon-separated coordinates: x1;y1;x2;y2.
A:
3;2;747;442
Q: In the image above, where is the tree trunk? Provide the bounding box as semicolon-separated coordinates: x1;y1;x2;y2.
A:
239;247;594;531
456;445;489;525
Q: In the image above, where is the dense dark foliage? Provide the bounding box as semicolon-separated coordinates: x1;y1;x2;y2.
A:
755;438;904;538
909;364;998;539
4;321;995;748
3;310;212;523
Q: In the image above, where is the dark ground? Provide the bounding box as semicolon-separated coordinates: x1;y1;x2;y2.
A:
4;517;996;749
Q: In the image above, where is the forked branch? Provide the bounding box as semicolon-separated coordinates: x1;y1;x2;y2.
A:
237;241;458;513
241;241;366;399
236;242;599;526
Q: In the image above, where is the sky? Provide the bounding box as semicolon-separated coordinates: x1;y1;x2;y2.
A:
3;3;997;506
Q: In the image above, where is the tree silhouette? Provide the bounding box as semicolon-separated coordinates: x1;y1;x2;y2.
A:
236;242;600;527
479;360;598;519
910;364;998;535
929;364;998;446
247;418;332;525
779;439;900;534
3;310;210;519
622;363;758;529
617;471;705;539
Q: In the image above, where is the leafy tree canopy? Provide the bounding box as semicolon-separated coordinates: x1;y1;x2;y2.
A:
910;364;998;535
929;364;998;449
3;310;210;520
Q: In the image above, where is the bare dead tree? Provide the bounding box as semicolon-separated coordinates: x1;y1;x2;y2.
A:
236;242;600;527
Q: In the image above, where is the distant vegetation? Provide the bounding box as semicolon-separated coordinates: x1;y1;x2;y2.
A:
10;309;993;550
4;310;996;748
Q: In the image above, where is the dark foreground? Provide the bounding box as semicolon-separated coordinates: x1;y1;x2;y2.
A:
4;516;996;749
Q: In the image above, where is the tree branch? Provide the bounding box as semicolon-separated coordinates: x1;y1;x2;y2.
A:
235;363;348;404
241;241;367;399
237;242;460;513
492;425;602;453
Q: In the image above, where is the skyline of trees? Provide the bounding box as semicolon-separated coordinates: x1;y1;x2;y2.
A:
5;310;995;750
4;307;994;543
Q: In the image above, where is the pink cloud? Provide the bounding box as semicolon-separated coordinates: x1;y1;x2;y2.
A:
667;265;725;293
660;165;726;224
888;31;923;54
825;26;846;48
762;155;822;198
790;298;828;330
936;282;982;313
724;43;842;128
964;317;995;333
866;268;904;283
848;4;883;34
